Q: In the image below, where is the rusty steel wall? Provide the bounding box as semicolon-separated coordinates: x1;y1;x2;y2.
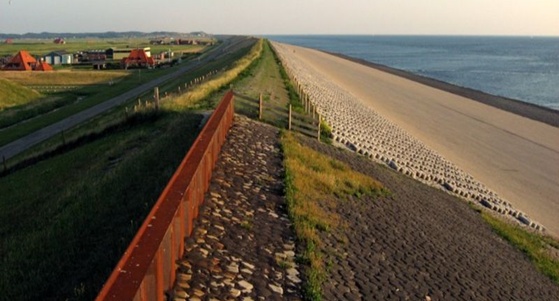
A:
96;90;235;301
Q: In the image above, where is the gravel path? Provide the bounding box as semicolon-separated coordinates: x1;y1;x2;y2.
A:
173;115;302;301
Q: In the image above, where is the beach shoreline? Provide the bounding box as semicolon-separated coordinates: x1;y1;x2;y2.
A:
326;51;559;128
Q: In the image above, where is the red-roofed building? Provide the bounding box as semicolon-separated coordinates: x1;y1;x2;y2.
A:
35;61;54;71
1;50;53;71
4;38;13;44
121;48;155;69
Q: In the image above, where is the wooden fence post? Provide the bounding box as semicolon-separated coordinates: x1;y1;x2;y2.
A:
154;87;160;110
288;104;292;131
259;93;263;120
317;113;322;142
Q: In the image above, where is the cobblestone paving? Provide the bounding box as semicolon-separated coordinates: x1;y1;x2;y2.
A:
172;115;302;301
299;137;559;301
171;114;559;301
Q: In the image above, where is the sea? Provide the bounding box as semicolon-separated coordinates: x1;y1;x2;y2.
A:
267;35;559;111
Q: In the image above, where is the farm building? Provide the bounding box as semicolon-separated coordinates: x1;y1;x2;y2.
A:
54;37;66;44
4;38;13;44
1;50;53;71
43;51;73;65
77;50;107;63
121;48;155;69
106;47;151;61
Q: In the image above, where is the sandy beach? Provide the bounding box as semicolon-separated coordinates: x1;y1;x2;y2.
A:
273;42;559;237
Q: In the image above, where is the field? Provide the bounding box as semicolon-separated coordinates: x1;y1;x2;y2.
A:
0;38;208;57
0;69;129;86
0;38;260;301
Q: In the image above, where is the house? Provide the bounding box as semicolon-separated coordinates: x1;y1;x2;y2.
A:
54;37;66;44
1;50;53;71
121;48;155;69
43;51;73;65
4;38;13;44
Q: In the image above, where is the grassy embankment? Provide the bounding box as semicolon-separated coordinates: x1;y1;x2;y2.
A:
0;78;42;110
0;38;262;301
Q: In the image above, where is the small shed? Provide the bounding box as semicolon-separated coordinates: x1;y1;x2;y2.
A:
43;51;73;65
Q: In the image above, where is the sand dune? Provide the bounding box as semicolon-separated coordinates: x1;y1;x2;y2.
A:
273;42;559;237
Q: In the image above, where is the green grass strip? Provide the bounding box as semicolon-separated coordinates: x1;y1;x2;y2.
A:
281;131;386;301
481;212;559;284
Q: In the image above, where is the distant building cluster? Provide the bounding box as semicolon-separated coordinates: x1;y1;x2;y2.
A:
0;36;214;71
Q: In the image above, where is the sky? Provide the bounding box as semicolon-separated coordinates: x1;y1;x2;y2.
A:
0;0;557;36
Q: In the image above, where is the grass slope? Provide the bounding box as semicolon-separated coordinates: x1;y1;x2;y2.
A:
0;78;42;110
0;112;202;300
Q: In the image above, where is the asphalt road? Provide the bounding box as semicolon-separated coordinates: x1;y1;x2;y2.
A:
0;36;253;161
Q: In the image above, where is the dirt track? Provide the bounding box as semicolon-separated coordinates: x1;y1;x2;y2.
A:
279;44;559;237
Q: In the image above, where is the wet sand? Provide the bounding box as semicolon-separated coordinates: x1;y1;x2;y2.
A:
275;43;559;237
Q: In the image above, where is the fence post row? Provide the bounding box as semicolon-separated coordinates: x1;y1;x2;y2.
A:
95;91;235;301
259;93;263;120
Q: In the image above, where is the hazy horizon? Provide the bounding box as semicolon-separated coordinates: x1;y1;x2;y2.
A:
0;0;557;36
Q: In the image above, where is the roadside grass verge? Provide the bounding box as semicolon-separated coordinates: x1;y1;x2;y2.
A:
480;212;559;284
168;39;263;110
281;131;387;301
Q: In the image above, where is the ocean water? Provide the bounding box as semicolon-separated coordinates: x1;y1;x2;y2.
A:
268;35;559;110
